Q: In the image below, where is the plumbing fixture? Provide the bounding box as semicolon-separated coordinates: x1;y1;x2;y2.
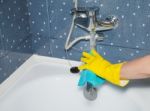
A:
65;1;118;50
65;0;119;101
83;82;97;101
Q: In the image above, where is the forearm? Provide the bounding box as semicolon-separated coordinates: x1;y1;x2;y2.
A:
121;55;150;80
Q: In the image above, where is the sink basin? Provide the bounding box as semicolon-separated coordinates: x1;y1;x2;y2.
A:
0;55;150;111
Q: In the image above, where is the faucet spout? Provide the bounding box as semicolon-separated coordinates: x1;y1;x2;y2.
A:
83;82;97;101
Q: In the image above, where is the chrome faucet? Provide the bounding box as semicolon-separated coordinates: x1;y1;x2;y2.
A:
72;7;118;32
65;5;118;50
65;0;119;101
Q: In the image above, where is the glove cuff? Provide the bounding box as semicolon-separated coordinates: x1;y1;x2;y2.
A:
118;62;129;87
112;62;129;87
99;62;129;87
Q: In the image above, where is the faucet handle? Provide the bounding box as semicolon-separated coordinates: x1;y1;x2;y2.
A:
97;16;119;28
105;16;119;27
95;15;119;32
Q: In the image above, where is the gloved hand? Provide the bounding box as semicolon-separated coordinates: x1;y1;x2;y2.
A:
78;50;105;87
78;49;129;87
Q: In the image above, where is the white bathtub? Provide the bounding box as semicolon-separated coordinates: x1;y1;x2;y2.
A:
0;55;150;111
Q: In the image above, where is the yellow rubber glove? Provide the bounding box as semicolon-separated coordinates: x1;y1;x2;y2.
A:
78;49;129;87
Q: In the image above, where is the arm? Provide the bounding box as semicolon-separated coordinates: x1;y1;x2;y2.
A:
121;55;150;80
79;49;150;87
79;49;129;87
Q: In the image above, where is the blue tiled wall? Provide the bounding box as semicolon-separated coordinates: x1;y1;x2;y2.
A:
0;0;33;83
1;0;150;83
28;0;150;62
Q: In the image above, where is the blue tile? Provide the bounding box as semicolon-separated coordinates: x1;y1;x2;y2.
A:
97;44;150;63
0;0;32;83
0;0;31;52
0;51;31;84
50;39;66;59
0;29;4;58
32;34;51;56
27;0;50;38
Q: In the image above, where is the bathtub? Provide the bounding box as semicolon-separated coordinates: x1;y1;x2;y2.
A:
0;55;150;111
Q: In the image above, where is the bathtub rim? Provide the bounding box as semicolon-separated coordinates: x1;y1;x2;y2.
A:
0;54;80;96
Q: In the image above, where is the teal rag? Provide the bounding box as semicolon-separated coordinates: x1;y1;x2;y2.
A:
78;70;105;87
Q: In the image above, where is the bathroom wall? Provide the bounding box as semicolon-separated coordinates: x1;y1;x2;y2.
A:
28;0;150;63
0;0;33;83
0;0;150;83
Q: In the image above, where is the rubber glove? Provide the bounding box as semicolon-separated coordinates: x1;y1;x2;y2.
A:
78;69;105;87
78;49;129;87
78;51;106;87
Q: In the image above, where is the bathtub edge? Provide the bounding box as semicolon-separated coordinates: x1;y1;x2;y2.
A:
0;55;81;96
